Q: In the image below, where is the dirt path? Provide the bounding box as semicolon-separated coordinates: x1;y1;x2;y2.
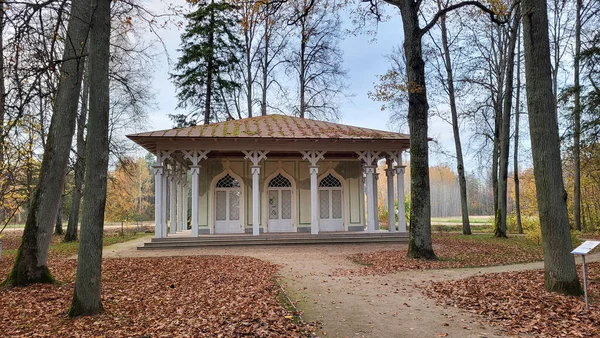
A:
101;239;600;338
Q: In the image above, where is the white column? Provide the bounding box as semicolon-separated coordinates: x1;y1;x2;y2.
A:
182;173;188;230
162;167;168;236
251;165;261;236
169;172;176;235
242;150;269;236
356;151;381;233
310;166;319;235
184;177;189;230
364;165;376;233
177;174;183;231
153;165;164;238
182;150;210;237
191;166;200;236
386;166;396;233
373;172;379;230
396;166;407;232
300;151;326;235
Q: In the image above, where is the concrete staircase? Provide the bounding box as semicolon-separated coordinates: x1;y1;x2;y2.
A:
138;232;409;249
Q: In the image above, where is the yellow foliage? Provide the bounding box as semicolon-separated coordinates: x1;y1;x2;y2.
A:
105;157;153;222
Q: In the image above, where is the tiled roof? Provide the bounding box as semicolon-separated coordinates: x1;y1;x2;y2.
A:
127;114;408;140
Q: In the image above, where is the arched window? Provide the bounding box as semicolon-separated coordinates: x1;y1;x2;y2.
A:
216;174;240;188
319;174;342;188
268;173;292;188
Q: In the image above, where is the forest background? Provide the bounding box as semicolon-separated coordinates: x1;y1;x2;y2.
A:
1;0;599;237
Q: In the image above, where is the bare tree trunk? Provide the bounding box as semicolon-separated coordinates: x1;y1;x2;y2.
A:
299;17;306;119
65;69;89;242
261;14;270;117
514;23;523;235
495;8;520;238
245;30;253;118
204;0;215;125
0;1;5;165
396;0;434;259
439;12;471;235
54;193;64;235
573;0;582;231
69;0;110;317
2;0;91;287
521;0;582;295
492;104;500;222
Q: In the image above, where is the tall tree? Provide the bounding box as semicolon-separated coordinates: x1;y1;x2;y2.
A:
0;1;5;166
572;0;583;231
54;193;64;235
65;70;89;242
376;0;503;259
494;3;520;238
2;0;91;287
432;1;471;235
288;0;346;121
258;0;289;116
171;0;241;126
521;0;582;295
69;0;111;317
513;22;523;234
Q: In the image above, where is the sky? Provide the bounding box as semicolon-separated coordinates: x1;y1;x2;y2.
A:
142;0;461;169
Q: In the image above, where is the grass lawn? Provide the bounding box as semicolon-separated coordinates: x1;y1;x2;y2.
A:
431;215;494;224
1;229;151;259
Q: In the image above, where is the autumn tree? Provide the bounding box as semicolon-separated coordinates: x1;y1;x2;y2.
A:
2;0;92;287
105;157;153;222
513;25;523;234
425;1;473;234
64;67;89;242
494;2;520;238
256;0;290;116
286;0;347;121
69;0;111;316
171;0;242;126
521;0;582;295
0;1;64;228
372;0;505;259
369;45;409;131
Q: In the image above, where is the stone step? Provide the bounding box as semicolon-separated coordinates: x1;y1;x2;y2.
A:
138;233;409;249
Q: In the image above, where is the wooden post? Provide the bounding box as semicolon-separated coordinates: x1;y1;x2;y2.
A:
182;150;209;237
300;150;326;235
252;166;261;236
386;165;395;232
169;170;176;235
364;166;376;233
356;151;381;233
242;150;269;236
191;166;200;236
396;166;407;232
153;165;163;238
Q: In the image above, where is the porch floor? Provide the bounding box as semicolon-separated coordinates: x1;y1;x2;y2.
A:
139;230;409;249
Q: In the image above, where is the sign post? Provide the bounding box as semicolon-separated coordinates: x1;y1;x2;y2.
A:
571;240;600;310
